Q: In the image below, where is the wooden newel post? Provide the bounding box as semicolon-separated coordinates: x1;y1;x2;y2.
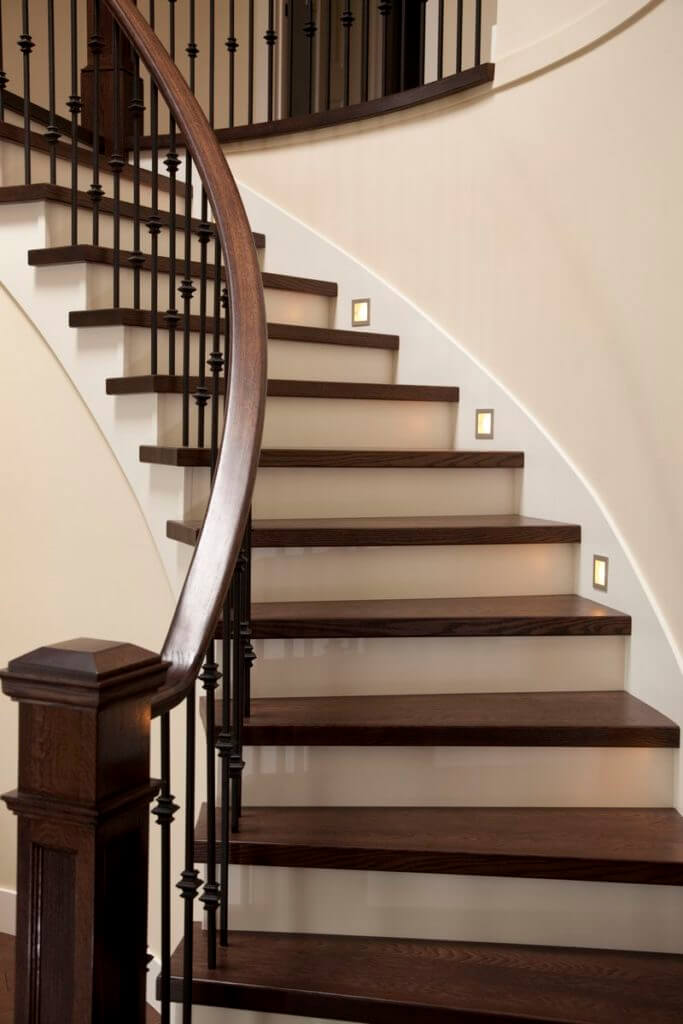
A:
81;1;138;148
1;639;168;1024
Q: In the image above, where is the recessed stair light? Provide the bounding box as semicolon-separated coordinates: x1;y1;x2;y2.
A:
475;409;494;440
593;555;609;591
352;298;371;327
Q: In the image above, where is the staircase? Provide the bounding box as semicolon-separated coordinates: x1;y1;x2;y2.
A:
1;2;682;1022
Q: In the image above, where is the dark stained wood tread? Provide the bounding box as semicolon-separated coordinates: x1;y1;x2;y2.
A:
29;245;337;294
69;308;400;349
196;805;683;884
107;374;458;402
215;595;631;640
168;924;683;1024
0;121;189;197
0;186;264;246
207;691;678;748
141;446;525;469
169;514;581;548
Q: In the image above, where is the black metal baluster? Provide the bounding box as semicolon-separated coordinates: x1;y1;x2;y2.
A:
248;0;254;124
342;2;354;107
68;0;81;245
475;0;483;67
164;0;179;375
180;0;197;447
242;512;255;719
129;54;144;309
46;0;60;184
199;647;221;970
217;581;232;946
230;557;245;830
208;0;215;127
0;1;7;121
361;0;369;102
325;0;332;110
194;200;211;447
456;0;464;74
178;684;201;1024
265;0;277;122
379;1;392;98
152;714;178;1024
437;0;444;79
18;0;34;185
399;0;406;91
305;5;317;115
147;0;161;375
110;22;124;309
419;0;427;86
226;0;237;128
88;0;104;244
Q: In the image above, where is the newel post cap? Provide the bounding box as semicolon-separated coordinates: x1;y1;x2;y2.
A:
1;637;168;708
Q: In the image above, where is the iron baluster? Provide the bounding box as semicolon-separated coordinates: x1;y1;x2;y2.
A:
110;22;124;309
437;0;444;79
18;0;34;184
180;0;198;447
46;0;60;184
0;1;7;121
194;196;212;448
68;0;81;245
147;0;161;375
342;2;354;107
456;0;464;74
129;53;145;309
88;0;104;244
226;0;238;129
178;683;201;1024
265;0;277;122
199;649;221;970
304;5;317;116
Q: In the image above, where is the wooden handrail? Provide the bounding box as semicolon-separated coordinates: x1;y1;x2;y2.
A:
102;0;267;717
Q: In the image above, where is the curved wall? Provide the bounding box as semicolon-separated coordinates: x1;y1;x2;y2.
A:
224;0;683;667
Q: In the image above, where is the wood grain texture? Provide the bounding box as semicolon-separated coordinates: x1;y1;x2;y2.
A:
69;309;399;349
167;924;683;1024
196;806;683;884
30;245;333;291
205;691;679;748
169;514;581;548
140;446;525;469
215;595;632;640
107;375;458;402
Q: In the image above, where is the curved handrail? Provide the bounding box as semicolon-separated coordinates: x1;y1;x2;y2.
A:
103;0;267;716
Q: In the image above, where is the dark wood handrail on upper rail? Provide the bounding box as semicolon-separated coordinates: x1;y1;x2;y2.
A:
102;0;267;717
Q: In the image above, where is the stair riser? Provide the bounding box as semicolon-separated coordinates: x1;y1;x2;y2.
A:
251;543;575;602
0;143;174;213
218;865;683;954
123;328;396;383
80;265;331;327
190;1010;337;1024
240;746;673;807
250;635;627;696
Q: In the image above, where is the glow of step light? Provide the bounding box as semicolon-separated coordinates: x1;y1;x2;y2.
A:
475;408;494;439
352;298;371;327
593;555;609;591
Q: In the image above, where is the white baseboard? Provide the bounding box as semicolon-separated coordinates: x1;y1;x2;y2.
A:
0;888;15;935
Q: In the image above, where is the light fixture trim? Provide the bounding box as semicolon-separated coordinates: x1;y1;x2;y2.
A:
352;298;371;327
593;554;609;592
475;408;495;440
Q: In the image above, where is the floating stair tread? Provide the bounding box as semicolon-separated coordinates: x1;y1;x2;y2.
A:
107;374;458;402
220;595;631;639
0;121;190;197
169;513;581;547
196;805;683;883
169;924;683;1023
29;245;335;292
69;308;400;348
0;187;264;246
140;446;525;469
207;691;678;747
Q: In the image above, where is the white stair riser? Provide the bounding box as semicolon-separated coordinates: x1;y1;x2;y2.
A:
154;394;455;449
252;543;575;602
222;865;683;954
252;466;519;518
122;327;396;383
242;746;673;808
189;1010;341;1024
251;635;627;696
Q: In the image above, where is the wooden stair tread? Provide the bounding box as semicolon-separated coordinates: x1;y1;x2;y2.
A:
168;924;683;1023
168;513;581;547
195;805;683;883
69;308;400;349
0;186;264;246
107;374;459;402
0;121;189;197
140;446;525;469
29;245;336;293
207;691;678;747
214;595;631;639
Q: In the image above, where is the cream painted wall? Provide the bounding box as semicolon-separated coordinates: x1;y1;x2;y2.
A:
0;285;175;895
222;0;683;666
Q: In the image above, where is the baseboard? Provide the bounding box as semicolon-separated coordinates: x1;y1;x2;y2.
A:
0;888;15;935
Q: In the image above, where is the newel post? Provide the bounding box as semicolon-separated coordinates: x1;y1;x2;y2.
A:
1;638;168;1023
81;0;138;148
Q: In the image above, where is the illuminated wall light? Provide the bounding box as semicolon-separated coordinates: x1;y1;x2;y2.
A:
352;298;371;327
593;555;609;592
475;408;494;440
